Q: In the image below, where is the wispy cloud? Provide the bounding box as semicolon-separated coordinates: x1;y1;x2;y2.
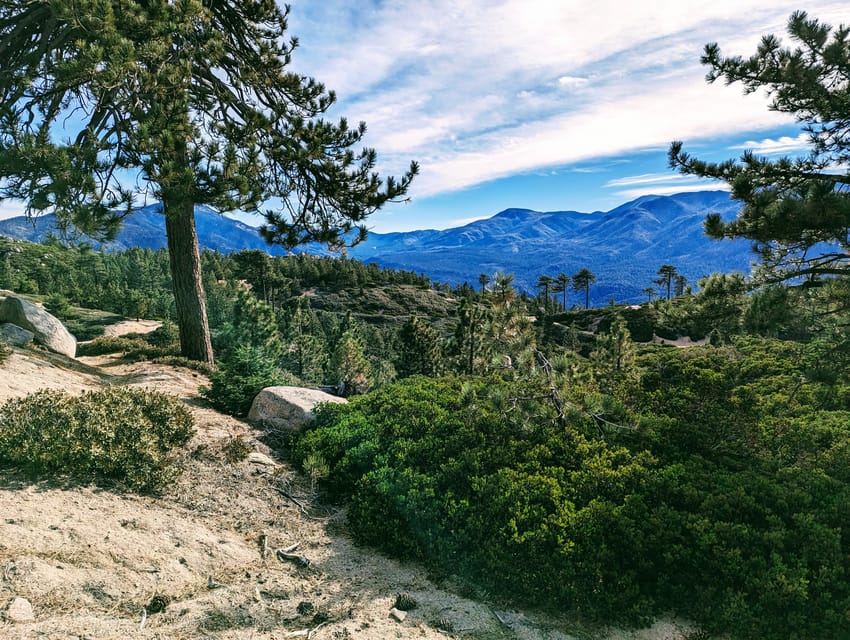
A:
604;172;726;201
288;1;849;199
605;173;698;188
730;133;811;155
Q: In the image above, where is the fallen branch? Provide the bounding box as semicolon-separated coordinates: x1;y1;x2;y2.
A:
139;607;147;630
272;485;309;513
276;543;311;568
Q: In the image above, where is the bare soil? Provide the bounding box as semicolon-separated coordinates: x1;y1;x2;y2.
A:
0;321;697;640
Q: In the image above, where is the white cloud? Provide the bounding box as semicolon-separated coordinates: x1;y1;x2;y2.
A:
0;200;26;221
614;182;731;201
730;133;811;155
287;1;850;198
605;173;695;188
557;76;589;89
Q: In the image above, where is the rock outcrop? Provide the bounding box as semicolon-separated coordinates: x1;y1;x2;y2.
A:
0;297;76;358
248;386;347;432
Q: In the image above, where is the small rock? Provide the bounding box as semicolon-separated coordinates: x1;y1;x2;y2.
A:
247;451;277;467
389;607;407;622
6;597;35;623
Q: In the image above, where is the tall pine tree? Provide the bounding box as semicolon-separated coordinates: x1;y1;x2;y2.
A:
0;1;417;364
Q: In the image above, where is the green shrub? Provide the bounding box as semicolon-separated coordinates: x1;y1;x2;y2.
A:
0;387;194;493
293;347;850;638
82;335;163;357
201;345;292;417
0;341;10;364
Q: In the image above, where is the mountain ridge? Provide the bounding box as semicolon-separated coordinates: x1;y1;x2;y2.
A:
0;190;753;304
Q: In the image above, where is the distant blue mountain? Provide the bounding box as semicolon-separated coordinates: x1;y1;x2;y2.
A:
0;191;755;304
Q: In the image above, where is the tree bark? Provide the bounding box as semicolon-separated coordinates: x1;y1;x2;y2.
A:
163;196;214;366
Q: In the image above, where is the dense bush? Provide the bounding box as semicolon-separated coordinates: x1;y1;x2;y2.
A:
201;345;293;417
0;387;194;492
293;341;850;639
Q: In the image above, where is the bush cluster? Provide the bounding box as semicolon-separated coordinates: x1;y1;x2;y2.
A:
293;340;850;639
0;387;194;492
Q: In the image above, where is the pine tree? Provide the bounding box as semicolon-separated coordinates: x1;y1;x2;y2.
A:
450;297;490;375
0;1;417;364
669;11;850;287
396;315;442;378
656;264;678;301
554;272;570;310
280;298;327;383
329;328;371;396
590;316;638;394
572;268;596;309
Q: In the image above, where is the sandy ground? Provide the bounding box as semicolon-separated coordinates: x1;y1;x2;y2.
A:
0;324;699;640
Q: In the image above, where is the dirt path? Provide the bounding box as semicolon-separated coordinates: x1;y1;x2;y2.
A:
0;346;696;640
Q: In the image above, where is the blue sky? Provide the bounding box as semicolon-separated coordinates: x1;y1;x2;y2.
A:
278;0;849;232
1;1;847;232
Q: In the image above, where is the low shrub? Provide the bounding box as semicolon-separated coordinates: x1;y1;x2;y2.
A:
0;387;194;493
0;340;10;364
77;335;168;358
293;345;850;638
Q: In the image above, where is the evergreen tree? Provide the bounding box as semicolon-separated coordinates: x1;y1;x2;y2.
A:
329;328;371;396
554;272;570;310
694;272;748;342
450;297;490;375
478;273;491;294
396;315;442;378
280;298;327;383
674;274;688;298
590;315;638;394
669;11;850;287
572;268;596;309
656;264;678;301
536;274;554;314
0;1;417;364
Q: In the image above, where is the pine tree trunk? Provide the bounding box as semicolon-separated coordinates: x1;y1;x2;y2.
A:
163;196;214;366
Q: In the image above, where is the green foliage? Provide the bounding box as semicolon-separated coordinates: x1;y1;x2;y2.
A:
669;11;850;285
44;292;71;319
201;345;291;417
293;338;850;638
215;289;283;360
0;387;194;493
0;340;10;364
328;327;372;396
396;315;442;378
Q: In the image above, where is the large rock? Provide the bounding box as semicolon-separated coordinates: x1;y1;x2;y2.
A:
248;386;347;432
0;297;76;358
0;322;34;347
